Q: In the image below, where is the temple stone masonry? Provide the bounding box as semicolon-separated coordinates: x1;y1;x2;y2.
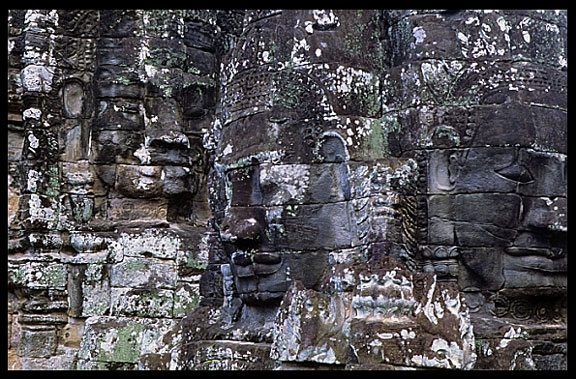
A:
8;9;566;370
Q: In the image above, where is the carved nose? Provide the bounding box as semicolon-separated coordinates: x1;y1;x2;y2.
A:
220;218;261;242
220;207;265;242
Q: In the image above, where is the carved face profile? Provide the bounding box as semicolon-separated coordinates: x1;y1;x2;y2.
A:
217;124;356;305
211;9;394;308
427;139;567;294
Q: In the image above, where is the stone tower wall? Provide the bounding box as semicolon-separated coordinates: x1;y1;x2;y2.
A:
7;9;566;370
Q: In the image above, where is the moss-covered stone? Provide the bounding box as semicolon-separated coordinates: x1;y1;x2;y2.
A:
8;261;68;290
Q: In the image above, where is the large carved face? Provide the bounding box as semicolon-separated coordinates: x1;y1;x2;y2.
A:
211;9;394;307
216;115;356;305
428;146;567;289
422;111;567;326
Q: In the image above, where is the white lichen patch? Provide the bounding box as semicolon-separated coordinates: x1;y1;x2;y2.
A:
412;26;427;46
259;163;310;205
328;65;380;99
312;9;339;28
134;144;151;164
26;169;41;193
98;328;118;355
410;340;471;370
465;15;480;26
376;332;396;340
522;30;531;43
139;320;180;355
144;63;158;79
271;284;347;365
24;10;58;33
222;144;233;156
401;329;416;339
27;194;59;228
21;65;55;93
497;327;527;350
330;266;357;292
415;275;438;324
218;150;285;170
28;132;40;150
291;36;311;66
133;175;156;191
496;16;510;33
121;229;183;260
23;107;42;120
430;338;466;368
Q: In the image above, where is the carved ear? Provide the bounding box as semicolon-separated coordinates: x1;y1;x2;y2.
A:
429;124;461;148
317;132;348;163
62;78;85;118
429;150;457;192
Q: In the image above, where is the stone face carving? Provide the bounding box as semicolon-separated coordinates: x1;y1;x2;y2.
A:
8;9;566;370
388;11;567;370
181;9;470;370
8;10;219;369
180;9;566;371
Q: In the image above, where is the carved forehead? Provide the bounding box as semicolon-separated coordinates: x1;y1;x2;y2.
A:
217;113;349;166
219;67;333;134
216;9;389;165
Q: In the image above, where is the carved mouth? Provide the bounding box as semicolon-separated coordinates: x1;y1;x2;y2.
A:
239;291;286;305
229;250;288;304
234;263;283;277
231;250;283;277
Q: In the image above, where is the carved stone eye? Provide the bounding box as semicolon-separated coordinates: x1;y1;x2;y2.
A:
495;163;534;184
232;252;252;266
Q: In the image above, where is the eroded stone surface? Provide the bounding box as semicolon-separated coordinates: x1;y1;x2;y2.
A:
271;257;476;369
8;9;566;371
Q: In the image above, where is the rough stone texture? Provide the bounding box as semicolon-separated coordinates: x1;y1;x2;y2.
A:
8;9;215;370
8;9;566;371
271;257;476;369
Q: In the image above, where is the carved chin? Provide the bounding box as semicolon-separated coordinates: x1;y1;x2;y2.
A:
234;267;290;305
